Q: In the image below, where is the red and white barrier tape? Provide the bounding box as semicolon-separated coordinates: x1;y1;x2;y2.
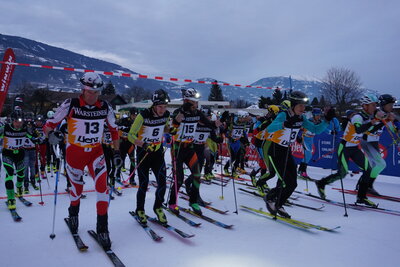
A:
0;61;281;90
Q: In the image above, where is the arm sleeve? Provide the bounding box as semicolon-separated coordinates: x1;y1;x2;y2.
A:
44;98;71;130
105;101;119;141
127;114;144;144
266;112;286;133
352;115;373;134
303;117;328;134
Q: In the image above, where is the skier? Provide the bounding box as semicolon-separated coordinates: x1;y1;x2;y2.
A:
116;108;137;185
297;107;323;179
127;89;170;224
264;91;333;218
168;88;222;215
23;116;39;193
204;111;224;181
186;108;223;204
102;124;117;197
316;94;382;207
357;94;398;195
250;105;280;196
223;110;250;178
46;110;57;174
34;115;48;179
43;72;121;249
1;110;38;210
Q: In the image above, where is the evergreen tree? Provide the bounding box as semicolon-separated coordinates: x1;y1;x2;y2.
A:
272;88;283;104
102;81;116;95
258;96;273;108
319;95;326;106
311;97;319;106
208;80;224;101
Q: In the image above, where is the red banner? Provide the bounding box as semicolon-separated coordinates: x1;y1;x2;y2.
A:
0;48;16;113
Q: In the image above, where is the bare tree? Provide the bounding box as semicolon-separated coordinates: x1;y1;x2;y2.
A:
321;67;363;112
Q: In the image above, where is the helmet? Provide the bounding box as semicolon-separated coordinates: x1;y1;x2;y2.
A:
281;100;291;111
379;94;396;107
360;93;378;105
35;114;44;121
345;109;355;118
11;110;24;122
312;108;322;116
182;88;200;101
289;91;308;107
25;113;34;122
152;89;170;105
80;72;104;90
237;110;249;118
47;110;55;119
267;105;280;116
129;107;138;115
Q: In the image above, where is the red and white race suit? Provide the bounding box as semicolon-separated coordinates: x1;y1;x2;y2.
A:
44;96;119;215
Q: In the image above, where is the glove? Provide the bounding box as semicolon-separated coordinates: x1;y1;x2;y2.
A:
324;108;336;122
143;143;156;153
284;115;302;128
113;150;123;169
48;131;63;145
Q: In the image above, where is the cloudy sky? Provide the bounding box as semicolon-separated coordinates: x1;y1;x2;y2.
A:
1;0;399;97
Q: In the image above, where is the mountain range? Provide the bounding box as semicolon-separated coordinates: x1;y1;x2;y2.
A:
0;33;324;103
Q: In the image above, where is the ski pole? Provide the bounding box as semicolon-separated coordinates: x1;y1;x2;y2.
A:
36;147;45;205
49;147;60;239
123;151;149;184
225;139;238;214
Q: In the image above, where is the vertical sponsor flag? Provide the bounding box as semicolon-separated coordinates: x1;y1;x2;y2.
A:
0;48;16;113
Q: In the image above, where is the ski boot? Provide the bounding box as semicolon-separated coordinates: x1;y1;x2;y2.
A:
250;170;258;187
189;203;202;215
136;210;147;224
6;199;16;210
197;196;208;207
232;172;239;179
121;167;127;172
277;206;291;218
129;180;137;186
168;204;180;215
256;184;269;197
24;187;30;194
31;180;39;190
315;180;326;199
264;196;277;216
237;168;246;175
154;207;167;224
15;187;24;197
224;168;230;176
41;171;47;179
204;173;213;181
68;216;79;234
46;165;51;173
298;171;311;180
97;215;111;250
356;197;378;208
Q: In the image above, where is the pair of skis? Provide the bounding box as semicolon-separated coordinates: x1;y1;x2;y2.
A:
5;197;33;222
241;205;340;232
129;211;195;241
64;218;125;267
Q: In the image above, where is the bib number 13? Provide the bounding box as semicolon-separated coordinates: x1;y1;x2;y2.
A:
84;122;100;134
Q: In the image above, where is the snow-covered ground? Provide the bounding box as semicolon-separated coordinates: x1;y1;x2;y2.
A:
1;152;399;267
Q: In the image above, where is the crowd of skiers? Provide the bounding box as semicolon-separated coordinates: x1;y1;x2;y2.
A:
1;72;398;250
